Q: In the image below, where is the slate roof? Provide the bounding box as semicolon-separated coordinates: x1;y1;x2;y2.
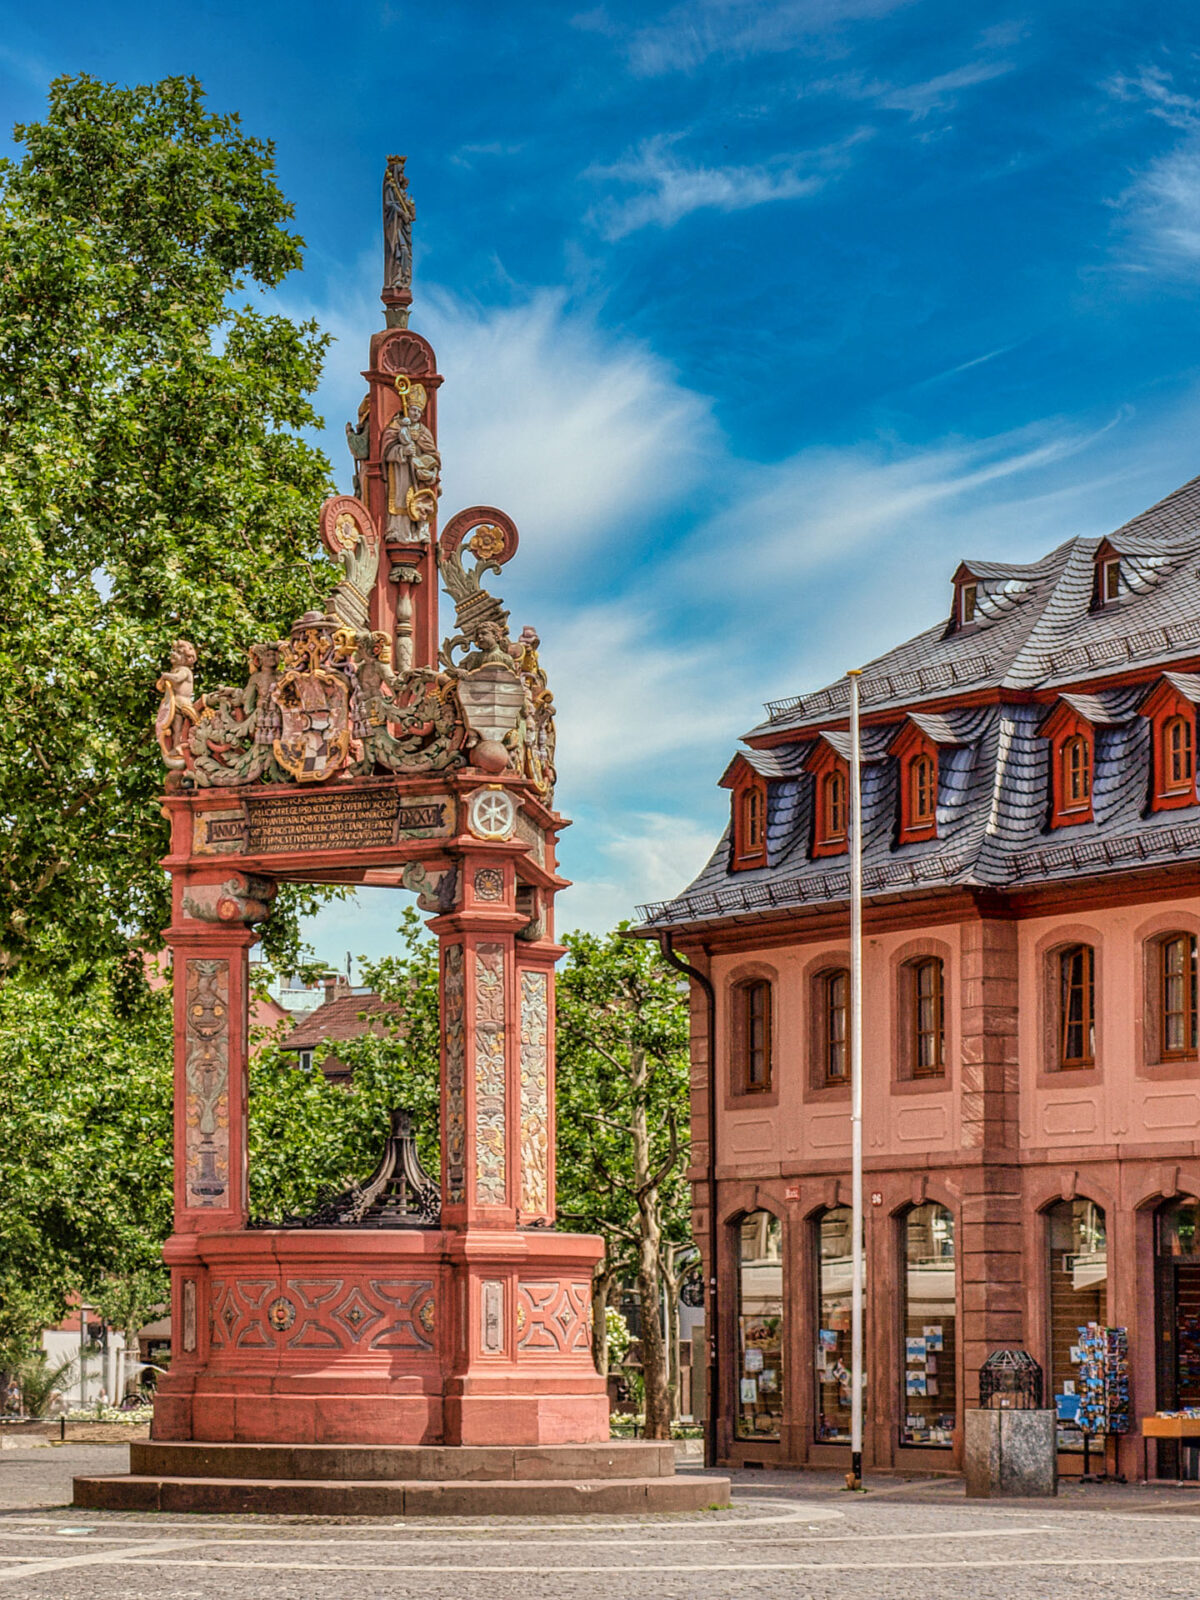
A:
638;473;1200;930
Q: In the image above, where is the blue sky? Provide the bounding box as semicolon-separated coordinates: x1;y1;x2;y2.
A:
7;1;1200;964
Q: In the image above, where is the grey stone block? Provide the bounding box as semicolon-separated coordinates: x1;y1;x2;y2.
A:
965;1408;1058;1498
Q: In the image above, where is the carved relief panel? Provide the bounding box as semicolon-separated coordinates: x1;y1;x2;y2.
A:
474;943;508;1206
519;970;551;1220
184;958;231;1209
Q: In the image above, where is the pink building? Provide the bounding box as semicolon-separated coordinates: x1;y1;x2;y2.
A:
638;472;1200;1480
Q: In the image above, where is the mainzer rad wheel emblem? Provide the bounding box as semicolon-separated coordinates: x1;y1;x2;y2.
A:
267;1296;296;1332
467;786;517;841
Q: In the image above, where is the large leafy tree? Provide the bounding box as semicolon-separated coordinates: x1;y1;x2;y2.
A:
554;928;692;1438
0;73;335;976
0;964;174;1362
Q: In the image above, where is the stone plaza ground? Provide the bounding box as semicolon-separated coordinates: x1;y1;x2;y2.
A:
5;1444;1200;1597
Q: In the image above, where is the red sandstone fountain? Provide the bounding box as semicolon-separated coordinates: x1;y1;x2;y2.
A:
74;160;728;1516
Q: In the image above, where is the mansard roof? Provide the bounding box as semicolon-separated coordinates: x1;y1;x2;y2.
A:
638;473;1200;931
753;473;1200;736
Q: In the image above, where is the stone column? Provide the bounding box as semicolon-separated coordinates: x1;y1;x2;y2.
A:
153;873;266;1440
959;917;1024;1405
167;915;258;1234
431;827;606;1446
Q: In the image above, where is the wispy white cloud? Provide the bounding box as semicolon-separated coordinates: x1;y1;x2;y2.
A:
586;0;912;78
1118;138;1200;268
1107;65;1200;133
875;58;1013;119
1107;66;1200;272
587;131;866;240
563;812;720;933
422;288;715;563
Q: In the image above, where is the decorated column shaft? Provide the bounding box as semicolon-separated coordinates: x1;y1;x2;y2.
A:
162;858;275;1233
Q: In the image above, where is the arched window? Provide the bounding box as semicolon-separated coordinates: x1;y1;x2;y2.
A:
1046;1200;1106;1455
1160;934;1198;1059
743;785;765;853
822;770;846;843
900;1203;956;1447
1165;716;1194;795
1061;735;1092;810
1058;944;1095;1069
910;958;945;1078
815;1206;859;1441
736;1211;783;1440
733;979;773;1093
819;969;849;1084
910;754;936;829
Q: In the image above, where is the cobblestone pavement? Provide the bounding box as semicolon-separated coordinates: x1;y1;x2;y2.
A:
6;1445;1200;1597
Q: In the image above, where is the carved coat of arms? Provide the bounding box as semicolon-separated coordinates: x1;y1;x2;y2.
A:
271;628;352;782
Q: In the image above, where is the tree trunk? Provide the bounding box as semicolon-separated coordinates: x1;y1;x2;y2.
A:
591;1262;616;1377
631;1047;671;1440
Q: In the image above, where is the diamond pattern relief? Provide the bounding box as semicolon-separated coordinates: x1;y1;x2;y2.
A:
332;1287;384;1344
516;1278;592;1356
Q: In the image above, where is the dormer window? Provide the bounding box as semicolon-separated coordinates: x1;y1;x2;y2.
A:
959;581;977;626
742;785;765;854
806;739;850;858
823;770;846;841
1139;675;1200;811
722;755;770;871
1039;700;1097;828
1061;735;1091;810
1092;539;1125;609
1165;716;1193;794
889;718;942;844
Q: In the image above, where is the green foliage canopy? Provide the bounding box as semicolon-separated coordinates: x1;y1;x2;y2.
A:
0;73;335;975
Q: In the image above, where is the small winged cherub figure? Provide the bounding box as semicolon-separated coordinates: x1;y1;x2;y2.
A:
155;639;199;770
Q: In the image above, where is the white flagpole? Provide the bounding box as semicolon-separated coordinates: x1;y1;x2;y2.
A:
848;667;865;1491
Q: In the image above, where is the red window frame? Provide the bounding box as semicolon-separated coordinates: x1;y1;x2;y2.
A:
806;740;850;858
1039;702;1095;828
723;758;769;871
889;720;939;844
1139;678;1198;812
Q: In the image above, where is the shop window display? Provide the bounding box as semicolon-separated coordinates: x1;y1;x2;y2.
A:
1046;1199;1107;1452
1156;1200;1200;1452
736;1211;784;1440
814;1206;861;1442
899;1203;956;1446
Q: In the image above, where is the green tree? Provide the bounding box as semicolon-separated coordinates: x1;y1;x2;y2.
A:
554;927;693;1439
0;72;335;977
0;964;174;1348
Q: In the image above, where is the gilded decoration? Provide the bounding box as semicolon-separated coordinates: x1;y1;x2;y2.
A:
474;942;508;1206
443;944;467;1205
519;970;550;1220
185;959;230;1209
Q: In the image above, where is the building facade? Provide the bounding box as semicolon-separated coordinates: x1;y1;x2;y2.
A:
637;473;1200;1480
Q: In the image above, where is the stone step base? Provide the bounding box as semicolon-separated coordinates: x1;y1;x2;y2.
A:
131;1439;677;1482
73;1471;732;1517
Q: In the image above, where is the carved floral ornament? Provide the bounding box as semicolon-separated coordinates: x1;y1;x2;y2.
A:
155;502;556;799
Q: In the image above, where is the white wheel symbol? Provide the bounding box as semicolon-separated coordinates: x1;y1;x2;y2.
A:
469;789;516;840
